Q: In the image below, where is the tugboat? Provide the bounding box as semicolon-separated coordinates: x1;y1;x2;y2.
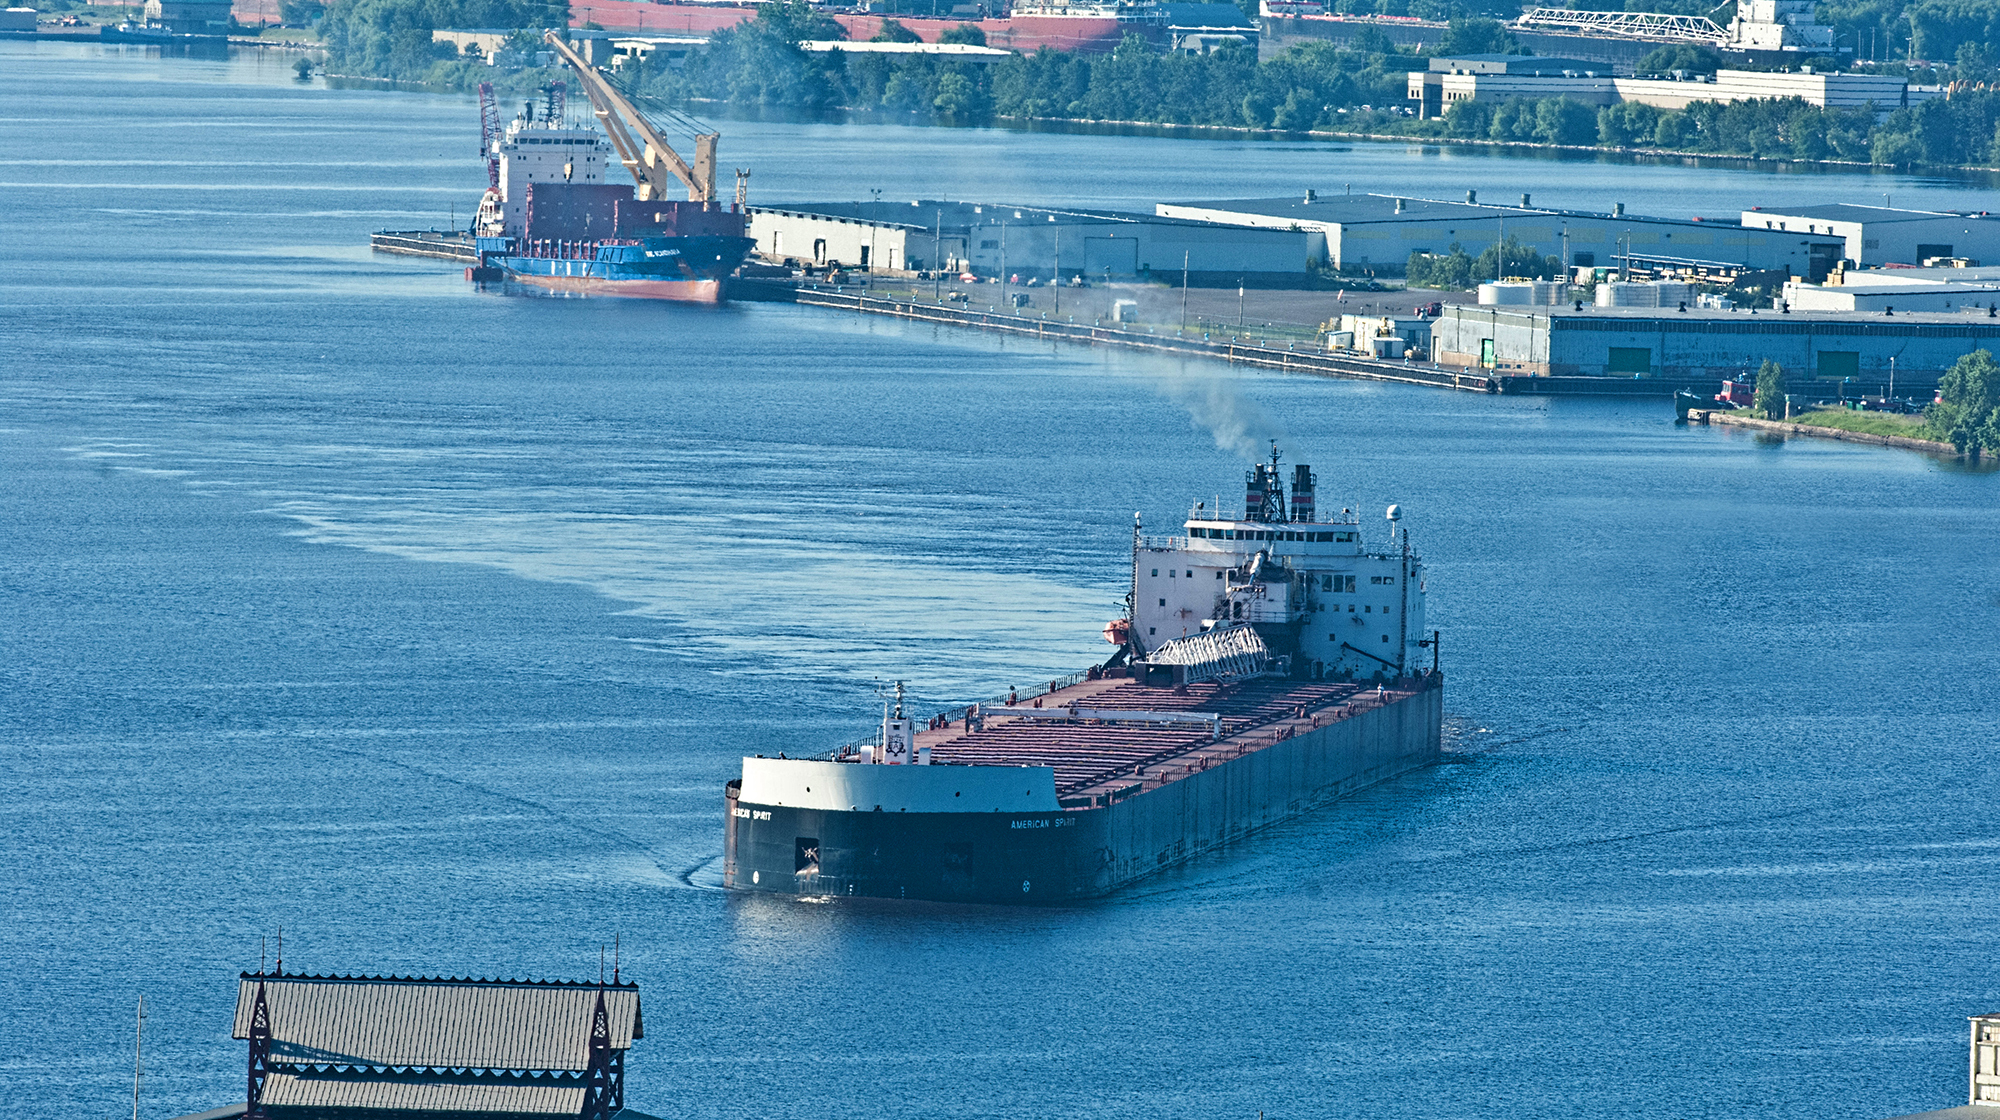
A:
723;448;1446;904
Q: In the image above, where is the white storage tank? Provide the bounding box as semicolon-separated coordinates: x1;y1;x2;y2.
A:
1652;281;1695;308
1478;281;1536;306
1529;279;1564;305
1596;282;1656;307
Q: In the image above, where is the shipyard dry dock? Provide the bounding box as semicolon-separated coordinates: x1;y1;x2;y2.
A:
725;671;1443;904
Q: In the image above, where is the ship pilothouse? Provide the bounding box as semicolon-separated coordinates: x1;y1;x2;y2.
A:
474;88;614;239
1127;446;1427;682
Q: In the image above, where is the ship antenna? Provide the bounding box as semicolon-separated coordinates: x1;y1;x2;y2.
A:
613;932;620;985
893;680;904;720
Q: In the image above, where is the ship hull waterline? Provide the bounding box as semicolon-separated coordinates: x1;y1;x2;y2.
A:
724;680;1443;905
497;271;725;303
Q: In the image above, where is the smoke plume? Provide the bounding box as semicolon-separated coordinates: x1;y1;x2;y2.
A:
1159;371;1290;462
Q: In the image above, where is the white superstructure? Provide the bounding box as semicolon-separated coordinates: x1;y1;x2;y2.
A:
475;102;614;238
1129;449;1427;682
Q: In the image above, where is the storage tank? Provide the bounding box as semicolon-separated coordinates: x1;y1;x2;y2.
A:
1596;282;1657;307
1528;279;1563;305
1652;281;1695;308
1478;282;1536;306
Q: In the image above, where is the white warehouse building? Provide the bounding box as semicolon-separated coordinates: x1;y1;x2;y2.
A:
1158;192;1820;277
748;200;1312;285
1741;204;2000;268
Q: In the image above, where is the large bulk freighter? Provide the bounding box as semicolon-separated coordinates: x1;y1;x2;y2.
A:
724;451;1444;904
466;34;754;304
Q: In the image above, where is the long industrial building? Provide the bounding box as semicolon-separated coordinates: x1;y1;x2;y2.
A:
1742;204;2000;269
747;200;1311;285
1158;193;1821;278
1408;53;1916;119
1431;302;2000;388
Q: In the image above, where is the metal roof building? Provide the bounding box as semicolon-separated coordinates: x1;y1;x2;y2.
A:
1159;192;1819;278
747;199;1312;285
230;972;644;1120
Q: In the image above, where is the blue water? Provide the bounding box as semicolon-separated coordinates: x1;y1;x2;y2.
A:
5;41;2000;1120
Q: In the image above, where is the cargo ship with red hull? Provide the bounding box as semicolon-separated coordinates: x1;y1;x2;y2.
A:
723;451;1446;905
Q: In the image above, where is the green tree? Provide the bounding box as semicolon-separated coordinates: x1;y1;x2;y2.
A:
1437;16;1514;55
1475;234;1561;280
1753;359;1788;419
939;22;986;44
320;0;566;79
1533;96;1597;145
1406;243;1474;289
1926;348;2000;452
870;18;921;41
933;69;990;116
1634;43;1723;74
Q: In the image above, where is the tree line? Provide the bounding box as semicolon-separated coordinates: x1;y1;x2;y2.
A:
309;0;2000;171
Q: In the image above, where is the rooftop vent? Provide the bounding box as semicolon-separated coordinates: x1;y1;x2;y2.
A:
1466;189;1477;204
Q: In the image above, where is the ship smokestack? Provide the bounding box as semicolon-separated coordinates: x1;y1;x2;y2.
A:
1290;464;1315;522
1244;465;1266;521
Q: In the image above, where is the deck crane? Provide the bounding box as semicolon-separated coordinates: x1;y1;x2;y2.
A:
541;30;719;203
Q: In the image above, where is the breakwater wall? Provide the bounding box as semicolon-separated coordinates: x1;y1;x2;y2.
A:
795;289;1498;392
795;289;1697;397
370;230;477;262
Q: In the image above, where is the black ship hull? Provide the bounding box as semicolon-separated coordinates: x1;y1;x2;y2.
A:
724;679;1443;905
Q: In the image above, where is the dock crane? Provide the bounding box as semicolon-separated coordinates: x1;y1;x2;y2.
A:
541;30;719;203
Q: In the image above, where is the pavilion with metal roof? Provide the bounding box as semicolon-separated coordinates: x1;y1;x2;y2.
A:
228;971;644;1120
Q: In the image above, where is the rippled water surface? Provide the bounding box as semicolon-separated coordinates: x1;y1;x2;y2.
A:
4;42;1999;1120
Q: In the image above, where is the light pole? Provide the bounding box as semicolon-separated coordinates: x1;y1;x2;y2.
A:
999;220;1007;312
1181;249;1190;336
1889;355;1896;402
868;188;881;277
1053;225;1060;318
933;207;942;303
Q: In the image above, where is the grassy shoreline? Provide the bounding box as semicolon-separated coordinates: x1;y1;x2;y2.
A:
1785;409;1937;440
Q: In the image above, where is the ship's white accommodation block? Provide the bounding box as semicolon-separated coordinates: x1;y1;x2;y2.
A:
490;119;613;235
1131;465;1426;681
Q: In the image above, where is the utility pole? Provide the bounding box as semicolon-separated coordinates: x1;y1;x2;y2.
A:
133;995;144;1120
999;220;1007;312
868;187;881;276
933;207;942;303
1238;278;1245;329
1053;225;1061;318
1181;249;1190;335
